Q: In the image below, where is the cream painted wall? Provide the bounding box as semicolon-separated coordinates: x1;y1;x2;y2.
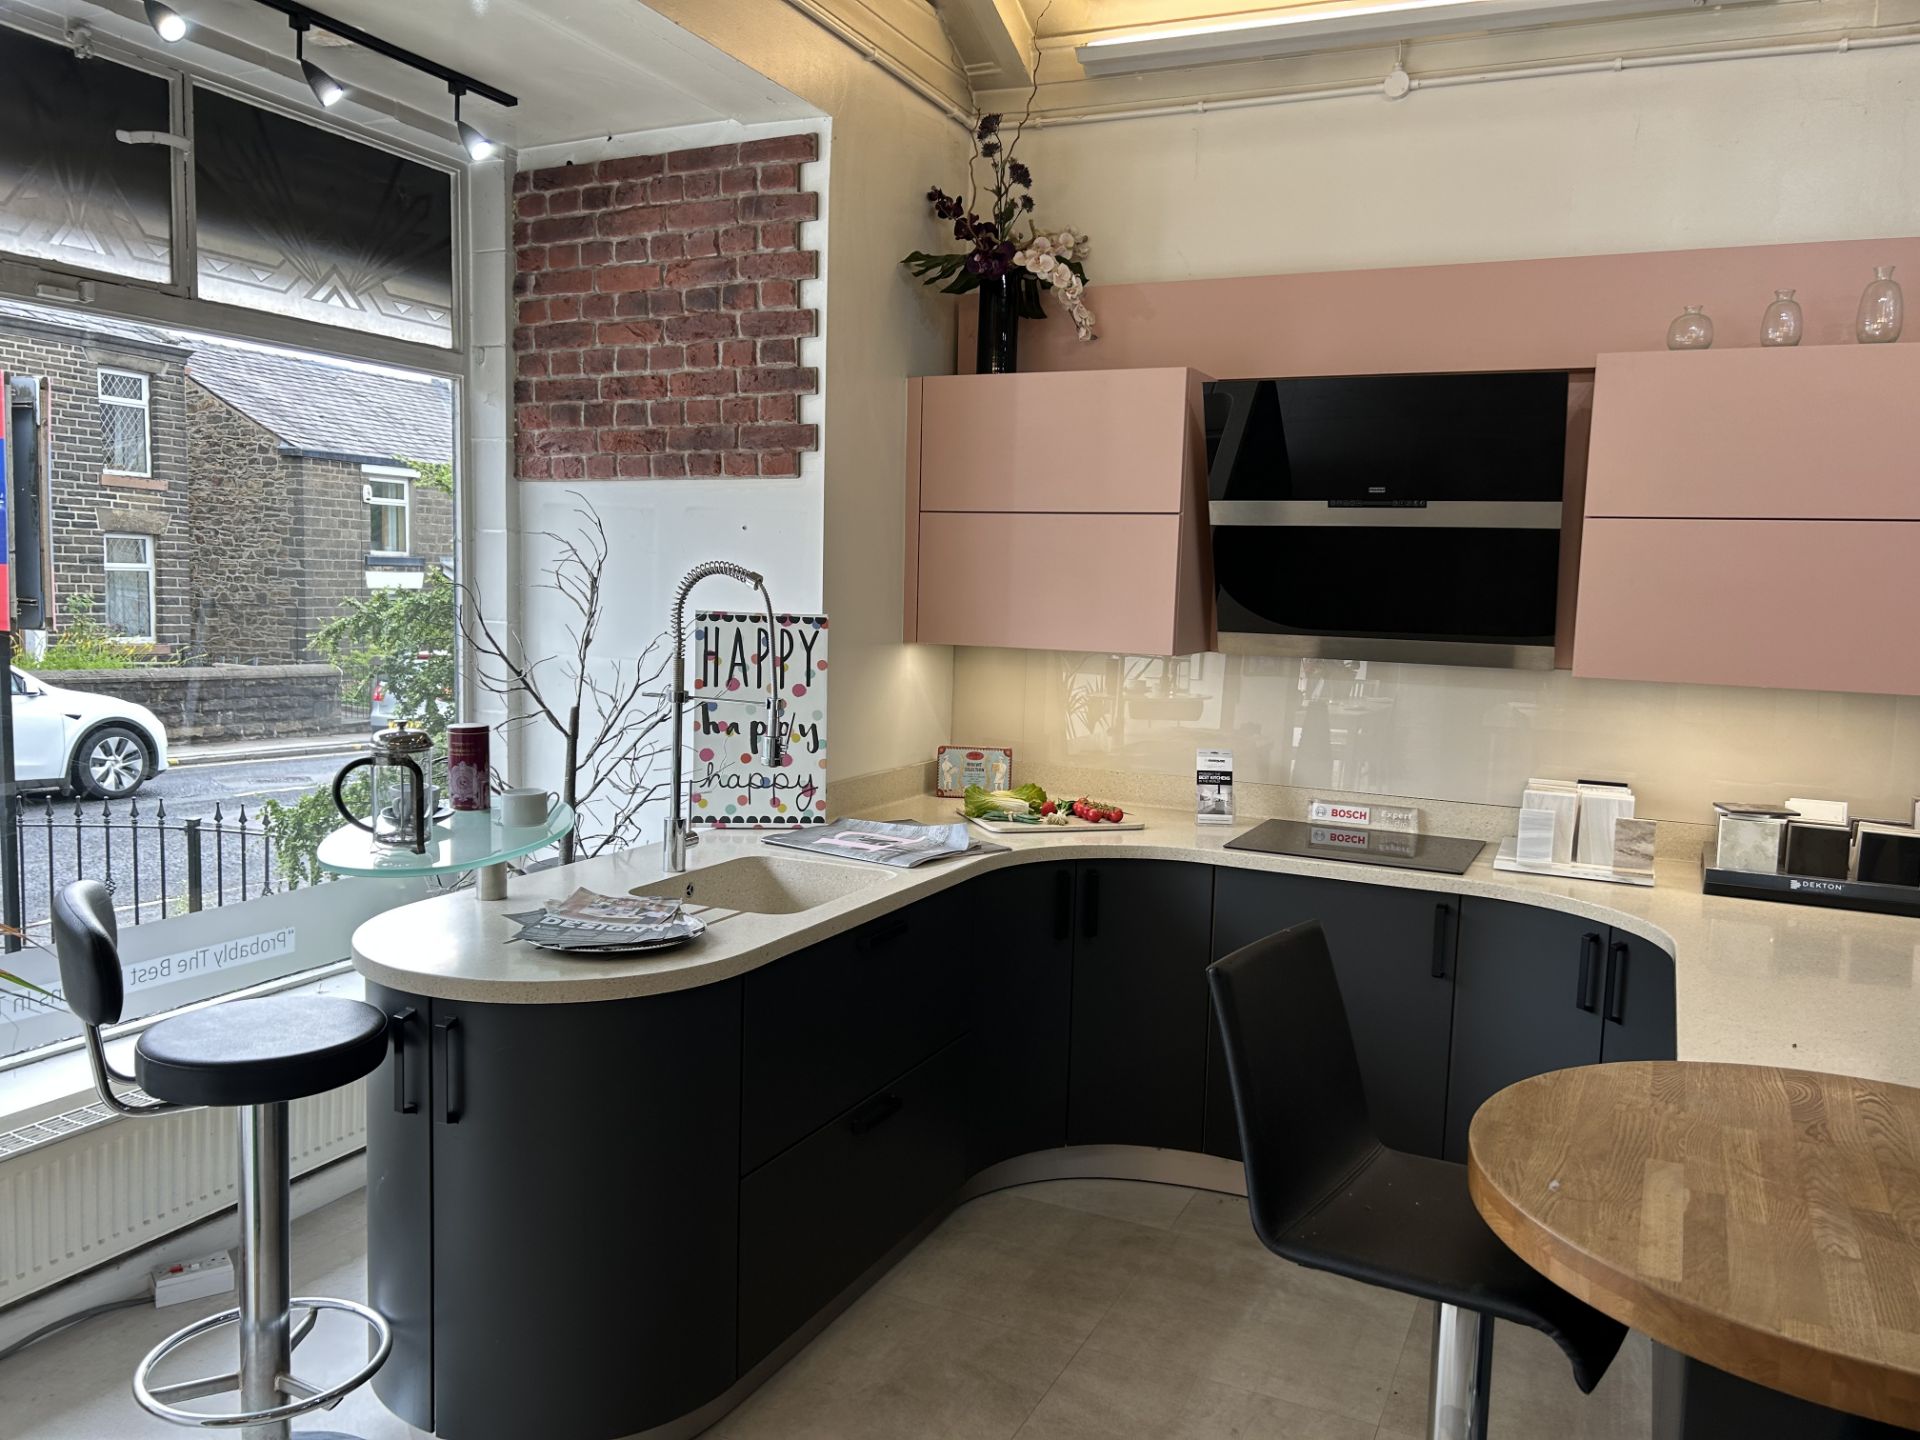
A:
953;47;1920;824
641;0;970;787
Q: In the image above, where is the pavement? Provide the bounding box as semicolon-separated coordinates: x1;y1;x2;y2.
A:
169;730;368;767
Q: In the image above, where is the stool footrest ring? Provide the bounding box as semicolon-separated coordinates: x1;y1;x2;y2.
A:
134;1295;391;1429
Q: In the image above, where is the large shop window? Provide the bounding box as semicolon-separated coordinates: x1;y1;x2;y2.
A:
102;533;157;640
192;88;455;348
0;27;173;284
98;368;153;476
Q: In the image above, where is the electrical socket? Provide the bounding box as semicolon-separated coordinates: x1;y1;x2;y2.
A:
151;1252;234;1309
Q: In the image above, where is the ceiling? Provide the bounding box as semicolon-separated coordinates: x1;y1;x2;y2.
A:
0;0;818;157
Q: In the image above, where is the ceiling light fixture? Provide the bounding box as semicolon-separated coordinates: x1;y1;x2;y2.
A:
143;0;188;43
293;19;346;107
1075;0;1707;73
451;88;496;162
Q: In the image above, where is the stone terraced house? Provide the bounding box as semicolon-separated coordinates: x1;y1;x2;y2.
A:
0;299;453;666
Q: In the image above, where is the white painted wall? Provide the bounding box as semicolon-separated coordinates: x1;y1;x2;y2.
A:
953;47;1920;820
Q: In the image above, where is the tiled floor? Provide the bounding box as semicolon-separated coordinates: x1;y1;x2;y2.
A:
3;1179;1650;1440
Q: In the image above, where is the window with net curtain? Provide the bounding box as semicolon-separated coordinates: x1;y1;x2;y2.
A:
102;533;155;640
98;368;152;475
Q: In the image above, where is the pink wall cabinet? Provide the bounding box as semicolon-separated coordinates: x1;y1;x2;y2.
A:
905;369;1215;656
1574;347;1920;696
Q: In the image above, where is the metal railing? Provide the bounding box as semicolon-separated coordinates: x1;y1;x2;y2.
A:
10;795;282;943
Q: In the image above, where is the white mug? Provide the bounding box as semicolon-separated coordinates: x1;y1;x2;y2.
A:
499;787;557;827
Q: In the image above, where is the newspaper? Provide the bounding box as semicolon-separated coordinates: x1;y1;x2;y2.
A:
761;818;1003;868
506;888;706;952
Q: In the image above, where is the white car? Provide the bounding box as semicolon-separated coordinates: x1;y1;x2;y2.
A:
10;668;170;799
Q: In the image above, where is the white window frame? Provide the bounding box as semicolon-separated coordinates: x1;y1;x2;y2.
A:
101;533;157;642
98;368;154;478
363;465;414;557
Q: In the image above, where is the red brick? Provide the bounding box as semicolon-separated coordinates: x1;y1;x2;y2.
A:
718;226;758;255
653;453;688;478
668;424;734;451
650;233;687;262
535;377;596;403
616;292;658;318
758;393;798;423
553;456;587;480
683;171;720;201
685;231;719;259
617;455;653;477
760;222;800;250
724;452;758;477
721;167;759;195
669;143;739;172
581;349;616;376
759;450;799;477
722;284;756;311
721;339;755;367
547;296;582;322
530;164;583;191
597;320;663;346
741;308;815;338
687;452;722;477
513;219;533;247
647;346;685;371
534;268;592;296
578;240;613;267
670;369;735;398
516;401;547;428
517;247;546;274
548;350;582;377
665;257;734;288
664;313;737;342
651;400;684;426
603;427;666;454
546;189;582;216
604;374;668;401
597;263;661;293
757;339;798;365
514;170;533;194
597;153;665;183
613;238;652;263
685;342;720;369
518;352;550;377
759;279;799;308
580;184;613;210
739;192;817;223
517;193;549;219
740;133;818;164
520;456;552;479
741;422;815;451
536;321;594;349
546;243;580;269
739;365;817;395
611;181;652;207
738;251;817;281
584;402;616;427
685;398;720;424
586;454;617;479
665;200;738;231
613;347;650;372
598;208;663;238
548;403;584;428
518;297;549;324
582;293;618;319
756;163;799;192
531;213;595;242
685;287;720;314
530;427;594;454
649;174;685;204
722;396;756;424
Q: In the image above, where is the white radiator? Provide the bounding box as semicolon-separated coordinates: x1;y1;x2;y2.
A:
0;1081;367;1307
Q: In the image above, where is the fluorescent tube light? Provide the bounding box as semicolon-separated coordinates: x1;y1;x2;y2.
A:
1076;0;1705;73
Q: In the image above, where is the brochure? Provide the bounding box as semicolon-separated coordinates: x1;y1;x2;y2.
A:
761;818;1003;867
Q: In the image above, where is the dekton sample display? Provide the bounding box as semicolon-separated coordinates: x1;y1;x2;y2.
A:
1575;783;1636;868
1610;818;1656;873
1521;780;1580;865
1785;821;1851;880
1854;823;1920;888
1715;805;1791;874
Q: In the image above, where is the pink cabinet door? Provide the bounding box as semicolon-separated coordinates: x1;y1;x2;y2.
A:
1573;518;1920;695
918;369;1201;514
1587;347;1920;521
916;512;1207;656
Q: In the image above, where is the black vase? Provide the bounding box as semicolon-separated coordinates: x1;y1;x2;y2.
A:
976;272;1019;375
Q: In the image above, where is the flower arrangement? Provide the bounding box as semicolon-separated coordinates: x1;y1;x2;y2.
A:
902;112;1096;343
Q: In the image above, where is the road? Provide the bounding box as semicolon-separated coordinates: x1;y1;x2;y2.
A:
8;751;346;933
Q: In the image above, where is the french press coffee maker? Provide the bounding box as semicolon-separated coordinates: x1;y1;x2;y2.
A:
332;722;437;854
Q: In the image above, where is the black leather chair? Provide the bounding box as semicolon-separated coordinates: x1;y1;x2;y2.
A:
53;879;393;1440
1208;920;1627;1440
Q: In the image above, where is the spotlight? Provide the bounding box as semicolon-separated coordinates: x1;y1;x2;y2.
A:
453;90;496;161
294;23;346;107
144;0;188;42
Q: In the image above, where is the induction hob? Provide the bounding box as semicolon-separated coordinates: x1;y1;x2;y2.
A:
1224;818;1486;876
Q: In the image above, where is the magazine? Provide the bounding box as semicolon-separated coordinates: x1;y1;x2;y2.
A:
761;818;1004;868
505;889;706;952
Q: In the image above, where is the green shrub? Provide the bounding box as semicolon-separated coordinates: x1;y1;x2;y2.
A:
18;594;170;670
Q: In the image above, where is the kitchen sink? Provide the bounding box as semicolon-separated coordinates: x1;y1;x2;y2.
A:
630;854;887;915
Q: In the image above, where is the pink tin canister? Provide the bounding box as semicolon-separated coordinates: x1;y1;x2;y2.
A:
447;723;491;811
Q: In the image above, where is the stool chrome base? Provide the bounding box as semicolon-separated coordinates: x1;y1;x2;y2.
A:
1428;1303;1495;1440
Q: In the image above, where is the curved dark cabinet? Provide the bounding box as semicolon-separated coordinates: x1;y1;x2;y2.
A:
363;857;1677;1440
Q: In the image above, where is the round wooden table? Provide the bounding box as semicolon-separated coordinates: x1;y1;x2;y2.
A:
1469;1061;1920;1431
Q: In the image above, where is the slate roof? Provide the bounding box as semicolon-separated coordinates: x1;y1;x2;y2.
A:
185;345;453;467
0;297;452;466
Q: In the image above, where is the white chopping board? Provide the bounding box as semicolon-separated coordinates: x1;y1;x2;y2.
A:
960;810;1146;834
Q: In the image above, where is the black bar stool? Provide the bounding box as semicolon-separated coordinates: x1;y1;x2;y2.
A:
53;880;393;1440
1208;920;1628;1440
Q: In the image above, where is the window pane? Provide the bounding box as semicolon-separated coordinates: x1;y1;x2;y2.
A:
105;567;152;637
369;479;406;503
101;400;151;474
105;535;149;566
0;26;174;283
370;503;407;553
193;88;454;348
100;370;146;403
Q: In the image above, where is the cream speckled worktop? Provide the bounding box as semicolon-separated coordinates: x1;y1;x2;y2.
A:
350;796;1920;1087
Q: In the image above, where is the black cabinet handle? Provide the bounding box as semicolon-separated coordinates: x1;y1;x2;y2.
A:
435;1016;463;1125
1053;868;1074;943
1430;903;1451;978
391;1007;418;1114
1576;935;1602;1013
1605;940;1630;1024
1081;868;1100;942
856;916;910;952
848;1091;903;1136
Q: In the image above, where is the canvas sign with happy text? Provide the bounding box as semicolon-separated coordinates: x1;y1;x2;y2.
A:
688;611;827;827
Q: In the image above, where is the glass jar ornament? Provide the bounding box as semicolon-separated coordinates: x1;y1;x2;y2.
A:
1856;266;1903;344
1760;289;1802;347
1666;305;1714;351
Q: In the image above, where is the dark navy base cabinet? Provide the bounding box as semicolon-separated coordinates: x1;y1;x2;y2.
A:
363;857;1681;1440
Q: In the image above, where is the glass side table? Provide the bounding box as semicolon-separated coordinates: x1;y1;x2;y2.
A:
316;804;576;900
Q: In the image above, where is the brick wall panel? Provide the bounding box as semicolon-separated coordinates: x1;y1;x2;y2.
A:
515;133;819;481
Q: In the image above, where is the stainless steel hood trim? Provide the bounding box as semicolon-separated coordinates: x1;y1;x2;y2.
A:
1209;500;1564;529
1215;630;1558;670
